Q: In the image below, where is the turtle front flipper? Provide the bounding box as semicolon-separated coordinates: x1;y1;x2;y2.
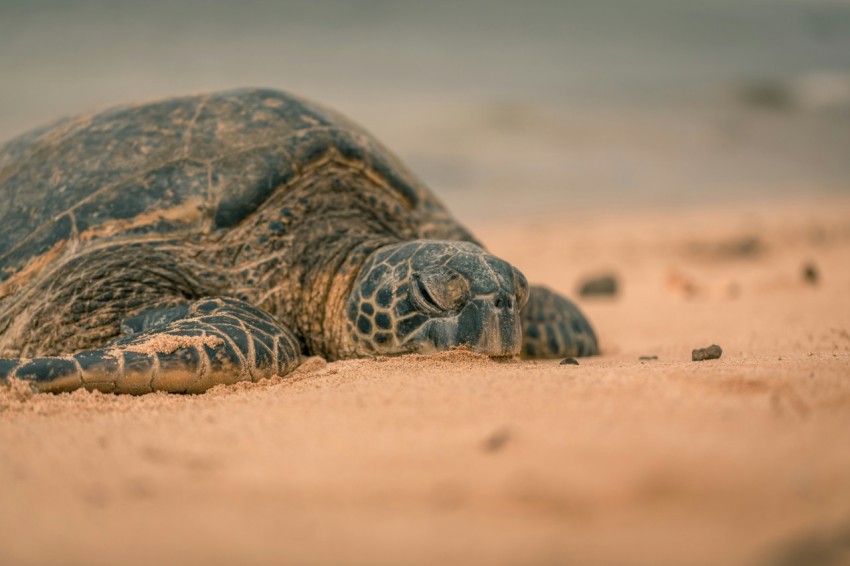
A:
0;297;301;394
520;286;598;359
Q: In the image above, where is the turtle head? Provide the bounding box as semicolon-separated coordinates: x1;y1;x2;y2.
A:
346;241;529;357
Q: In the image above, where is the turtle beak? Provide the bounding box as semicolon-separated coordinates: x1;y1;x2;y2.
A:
417;293;522;357
454;293;522;356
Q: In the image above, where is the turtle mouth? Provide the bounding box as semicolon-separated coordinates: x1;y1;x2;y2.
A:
407;299;522;357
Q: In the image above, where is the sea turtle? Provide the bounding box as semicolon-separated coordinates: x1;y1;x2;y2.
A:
0;88;597;394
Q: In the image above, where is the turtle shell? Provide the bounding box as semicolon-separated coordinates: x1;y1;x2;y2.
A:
0;88;462;283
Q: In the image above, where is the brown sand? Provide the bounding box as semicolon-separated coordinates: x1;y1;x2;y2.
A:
2;198;850;566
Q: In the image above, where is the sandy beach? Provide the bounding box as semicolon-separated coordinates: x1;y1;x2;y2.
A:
2;197;849;566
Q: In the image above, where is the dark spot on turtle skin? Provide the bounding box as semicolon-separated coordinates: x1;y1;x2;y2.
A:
279;208;293;218
76;349;120;374
456;303;483;348
357;315;372;334
396;283;410;299
393;263;409;279
375;312;392;330
385;244;415;265
393;300;415;317
0;360;20;377
397;314;428;338
556;321;574;346
244;317;285;342
360;264;389;298
524;343;538;357
15;358;78;384
329;177;348;194
347;301;359;322
211;323;250;357
123;351;155;375
253;341;274;368
268;220;286;234
374;333;392;345
546;325;560;355
375;286;393;308
526;325;540;339
158;343;202;378
361;303;374;316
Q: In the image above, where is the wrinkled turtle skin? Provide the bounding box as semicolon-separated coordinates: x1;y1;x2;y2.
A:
0;88;597;394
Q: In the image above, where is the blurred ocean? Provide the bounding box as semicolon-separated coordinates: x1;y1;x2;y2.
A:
1;0;849;218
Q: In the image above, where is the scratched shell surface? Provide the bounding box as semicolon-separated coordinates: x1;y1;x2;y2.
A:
0;88;439;283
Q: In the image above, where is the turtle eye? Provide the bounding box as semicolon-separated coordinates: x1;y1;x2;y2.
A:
411;273;442;313
513;267;529;309
411;267;469;314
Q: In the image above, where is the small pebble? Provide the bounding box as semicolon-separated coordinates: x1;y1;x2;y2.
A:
483;428;512;453
578;274;618;297
692;344;722;361
717;235;762;257
739;80;794;110
803;262;819;285
639;355;658;361
560;357;579;365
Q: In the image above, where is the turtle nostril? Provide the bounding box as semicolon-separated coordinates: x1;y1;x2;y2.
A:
494;296;511;310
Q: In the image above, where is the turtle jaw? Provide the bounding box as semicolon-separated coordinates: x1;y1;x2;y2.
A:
415;297;523;357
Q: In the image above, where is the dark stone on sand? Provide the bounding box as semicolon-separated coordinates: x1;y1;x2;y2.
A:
692;344;722;361
579;274;618;297
483;427;512;453
689;235;763;259
718;236;762;258
639;355;658;361
739;80;795;111
560;357;579;365
803;262;819;285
